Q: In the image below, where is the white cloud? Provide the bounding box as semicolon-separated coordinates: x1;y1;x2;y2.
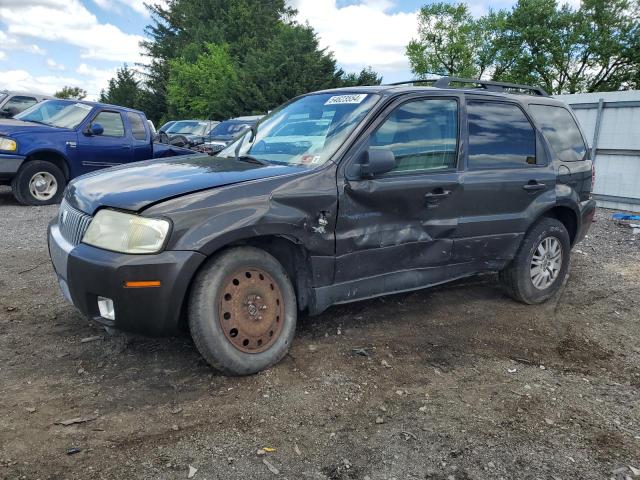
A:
288;0;419;80
0;0;144;63
0;69;83;95
76;63;114;78
0;65;116;100
46;58;66;71
0;30;46;56
76;63;118;96
0;51;5;61
92;0;167;17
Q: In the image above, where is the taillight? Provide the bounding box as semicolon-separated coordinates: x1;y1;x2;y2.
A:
591;162;596;195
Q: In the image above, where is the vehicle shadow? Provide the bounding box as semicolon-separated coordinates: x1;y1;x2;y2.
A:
0;185;20;206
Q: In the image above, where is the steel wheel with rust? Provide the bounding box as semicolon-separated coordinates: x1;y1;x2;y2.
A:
189;246;297;375
218;268;285;353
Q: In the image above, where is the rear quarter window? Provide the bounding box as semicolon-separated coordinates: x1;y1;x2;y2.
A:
529;104;587;162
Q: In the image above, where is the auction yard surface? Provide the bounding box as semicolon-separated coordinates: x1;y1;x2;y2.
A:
0;185;638;480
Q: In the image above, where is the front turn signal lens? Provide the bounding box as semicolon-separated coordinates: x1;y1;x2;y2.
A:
124;281;161;288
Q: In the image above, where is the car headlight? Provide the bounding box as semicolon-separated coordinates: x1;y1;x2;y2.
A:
82;209;170;254
0;137;17;152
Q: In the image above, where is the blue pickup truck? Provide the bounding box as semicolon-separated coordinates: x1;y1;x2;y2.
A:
0;99;193;205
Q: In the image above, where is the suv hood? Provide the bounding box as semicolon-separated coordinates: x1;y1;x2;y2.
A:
0;118;63;136
66;154;305;214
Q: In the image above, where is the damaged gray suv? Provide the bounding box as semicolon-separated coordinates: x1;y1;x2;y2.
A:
48;77;595;375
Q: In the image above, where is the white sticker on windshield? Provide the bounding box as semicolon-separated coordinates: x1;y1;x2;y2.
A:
324;94;368;105
74;103;92;110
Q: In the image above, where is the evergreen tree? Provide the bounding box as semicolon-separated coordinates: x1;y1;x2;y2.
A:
99;65;145;109
54;86;87;100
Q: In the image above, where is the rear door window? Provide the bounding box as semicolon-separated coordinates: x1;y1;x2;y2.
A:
529;104;587;162
369;98;459;173
467;101;537;168
127;112;148;140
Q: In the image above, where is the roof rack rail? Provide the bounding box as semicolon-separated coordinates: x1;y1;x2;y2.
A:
434;77;549;96
387;79;438;86
387;77;549;97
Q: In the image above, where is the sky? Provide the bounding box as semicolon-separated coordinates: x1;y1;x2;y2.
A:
0;0;547;100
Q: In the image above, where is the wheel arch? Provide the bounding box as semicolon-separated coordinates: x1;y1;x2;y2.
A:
23;149;71;180
178;234;314;329
540;205;579;246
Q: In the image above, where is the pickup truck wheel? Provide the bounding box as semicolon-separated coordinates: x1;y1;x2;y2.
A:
499;217;570;304
188;246;297;375
11;160;65;206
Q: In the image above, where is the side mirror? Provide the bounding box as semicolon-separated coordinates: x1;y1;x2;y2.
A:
89;123;104;136
359;148;396;177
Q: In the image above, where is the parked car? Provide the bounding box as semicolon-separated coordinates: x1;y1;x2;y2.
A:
0;90;54;118
158;120;177;133
48;78;595;375
162;120;219;148
197;116;262;155
0;99;194;205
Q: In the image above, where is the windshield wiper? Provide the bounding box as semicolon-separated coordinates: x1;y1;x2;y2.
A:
236;154;270;165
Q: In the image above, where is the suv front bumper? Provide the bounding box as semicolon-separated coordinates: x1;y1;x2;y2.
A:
48;221;206;336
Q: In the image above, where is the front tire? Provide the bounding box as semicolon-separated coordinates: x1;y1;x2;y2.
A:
11;160;66;206
499;217;570;304
188;247;297;375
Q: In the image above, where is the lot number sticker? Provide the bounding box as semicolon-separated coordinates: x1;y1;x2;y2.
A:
324;94;368;105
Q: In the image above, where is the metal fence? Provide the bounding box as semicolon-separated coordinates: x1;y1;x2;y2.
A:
554;91;640;212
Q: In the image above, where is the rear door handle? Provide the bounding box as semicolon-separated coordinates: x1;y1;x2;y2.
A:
522;182;546;191
424;189;452;201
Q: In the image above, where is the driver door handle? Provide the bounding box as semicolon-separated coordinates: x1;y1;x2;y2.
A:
522;181;546;191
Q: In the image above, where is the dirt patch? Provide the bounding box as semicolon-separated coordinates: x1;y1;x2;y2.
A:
0;187;639;479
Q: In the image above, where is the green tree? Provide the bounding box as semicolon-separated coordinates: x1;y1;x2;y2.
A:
99;65;145;109
406;3;490;79
234;23;347;114
407;0;640;94
340;67;383;87
54;86;87;100
493;0;640;93
141;0;296;122
167;44;241;119
141;0;382;122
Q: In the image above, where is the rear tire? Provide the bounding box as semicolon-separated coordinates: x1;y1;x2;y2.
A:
499;217;570;304
188;246;297;375
11;160;65;206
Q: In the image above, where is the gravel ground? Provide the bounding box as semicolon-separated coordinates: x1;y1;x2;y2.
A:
0;184;639;480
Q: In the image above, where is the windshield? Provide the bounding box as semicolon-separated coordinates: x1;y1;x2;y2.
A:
218;93;379;166
15;100;92;128
211;120;254;137
167;121;208;135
